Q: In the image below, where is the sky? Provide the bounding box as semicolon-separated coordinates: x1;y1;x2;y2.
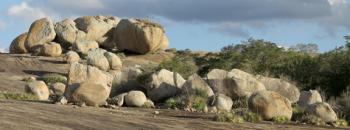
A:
1;0;350;52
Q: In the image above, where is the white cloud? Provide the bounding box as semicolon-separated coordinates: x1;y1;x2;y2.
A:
328;0;346;5
7;2;48;21
48;0;105;10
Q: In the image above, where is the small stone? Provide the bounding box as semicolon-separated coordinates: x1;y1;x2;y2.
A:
153;111;160;115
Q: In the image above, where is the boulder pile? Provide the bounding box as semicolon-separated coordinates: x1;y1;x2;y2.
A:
10;16;169;55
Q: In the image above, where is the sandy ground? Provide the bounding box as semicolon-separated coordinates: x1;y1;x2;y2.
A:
0;53;348;130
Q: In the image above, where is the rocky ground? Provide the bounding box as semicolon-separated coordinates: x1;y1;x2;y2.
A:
0;53;348;130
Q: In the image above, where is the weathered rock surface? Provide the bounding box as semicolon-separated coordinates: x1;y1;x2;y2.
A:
104;52;122;70
298;90;323;109
25;18;56;51
115;19;169;54
207;69;265;99
74;16;120;48
256;76;300;103
51;82;66;96
65;63;112;100
125;91;147;107
214;94;233;112
71;82;110;106
40;42;62;57
54;19;81;47
305;102;338;122
86;48;109;71
72;40;99;55
64;51;80;63
25;81;50;100
10;33;28;54
182;74;214;97
248;90;293;120
145;69;186;102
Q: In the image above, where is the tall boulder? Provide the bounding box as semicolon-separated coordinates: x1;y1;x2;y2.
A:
71;82;110;106
144;69;186;102
74;16;120;48
298;90;323;109
305;102;338;122
248;90;293;120
25;81;50;100
182;74;214;97
86;48;109;71
256;76;300;103
9;33;28;54
25;18;56;51
207;69;265;99
115;19;169;54
65;63;113;100
40;42;62;57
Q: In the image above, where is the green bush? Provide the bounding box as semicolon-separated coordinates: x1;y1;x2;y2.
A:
242;111;263;123
334;119;348;127
213;112;245;123
272;116;290;124
232;97;249;109
158;55;198;79
301;115;326;126
41;73;67;85
165;88;208;112
0;92;39;100
165;97;181;109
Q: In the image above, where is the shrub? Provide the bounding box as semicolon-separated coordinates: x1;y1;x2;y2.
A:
165;88;208;112
0;92;39;100
301;115;326;126
242;111;263;123
213;112;245;123
165;97;181;109
232;97;249;109
41;73;67;85
272;116;290;124
334;119;348;127
158;55;198;79
291;104;305;122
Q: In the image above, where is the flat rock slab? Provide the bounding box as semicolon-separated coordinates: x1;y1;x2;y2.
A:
0;100;345;130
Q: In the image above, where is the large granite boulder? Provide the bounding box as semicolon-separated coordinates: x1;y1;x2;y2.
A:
256;75;300;103
182;74;214;97
305;102;338;122
9;33;28;54
115;19;169;54
25;18;56;52
71;82;110;106
248;90;293;120
298;90;323;109
144;69;186;102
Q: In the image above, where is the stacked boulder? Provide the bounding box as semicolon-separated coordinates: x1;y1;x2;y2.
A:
10;16;169;55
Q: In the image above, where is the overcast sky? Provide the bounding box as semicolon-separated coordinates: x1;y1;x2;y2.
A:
1;0;350;52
